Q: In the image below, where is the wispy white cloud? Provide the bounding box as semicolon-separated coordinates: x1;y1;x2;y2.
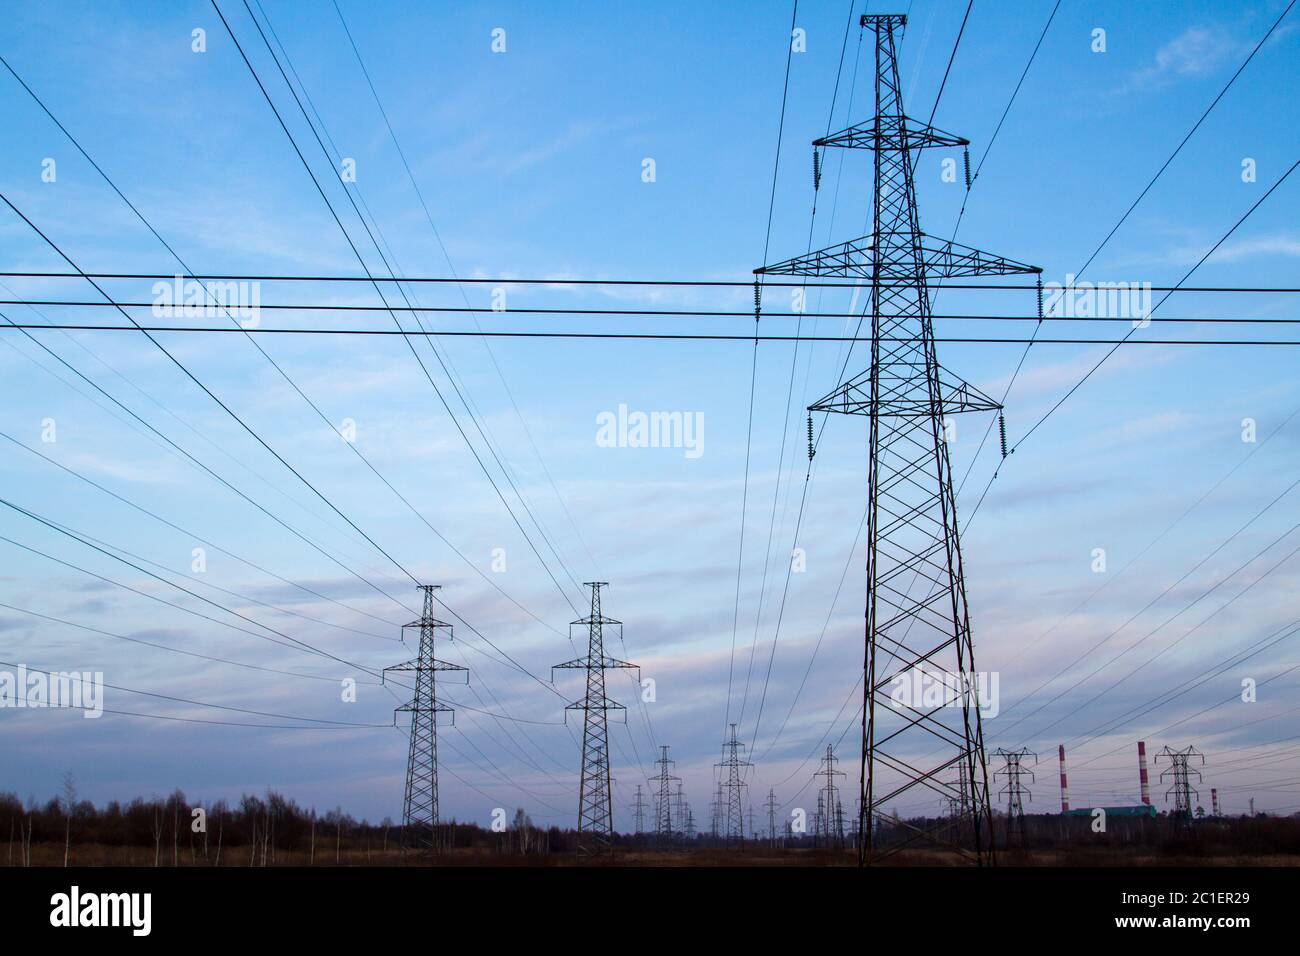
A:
1208;233;1300;263
1130;26;1244;89
58;449;172;484
497;120;606;176
1112;231;1300;270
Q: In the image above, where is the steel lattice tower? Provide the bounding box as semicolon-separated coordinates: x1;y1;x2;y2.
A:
993;748;1036;847
813;745;847;847
650;745;680;839
765;788;779;845
710;783;724;837
385;585;467;852
630;784;648;835
716;723;752;844
757;12;1040;866
553;582;637;848
941;768;971;843
1157;746;1204;825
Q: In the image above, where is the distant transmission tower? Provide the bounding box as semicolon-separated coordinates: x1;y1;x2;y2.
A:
765;788;779;845
674;783;689;841
1157;746;1205;826
553;583;638;849
941;768;971;845
993;748;1036;847
630;784;648;835
758;11;1040;866
716;723;752;844
385;584;467;852
649;745;680;840
942;789;962;820
710;783;724;838
813;745;846;848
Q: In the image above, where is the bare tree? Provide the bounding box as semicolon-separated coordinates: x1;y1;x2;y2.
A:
151;806;163;867
60;771;77;867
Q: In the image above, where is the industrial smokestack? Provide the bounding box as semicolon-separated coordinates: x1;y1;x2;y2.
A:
1058;744;1069;812
1138;741;1151;805
1211;788;1219;816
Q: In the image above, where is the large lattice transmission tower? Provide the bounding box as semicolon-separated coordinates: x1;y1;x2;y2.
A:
716;723;752;844
630;784;648;835
710;783;724;837
942;767;971;821
757;12;1041;866
813;745;847;848
649;745;681;839
674;783;689;840
993;748;1036;847
553;582;638;848
1157;746;1205;825
384;584;467;852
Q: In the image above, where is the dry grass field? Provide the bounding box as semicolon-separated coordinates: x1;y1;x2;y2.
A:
9;840;1300;867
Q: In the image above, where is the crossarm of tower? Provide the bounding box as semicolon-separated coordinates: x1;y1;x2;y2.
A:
552;655;637;672
403;616;452;630
564;698;627;718
385;658;468;674
756;235;1040;280
919;237;1042;278
395;699;457;727
396;701;455;715
809;364;1002;418
756;236;874;278
814;116;968;150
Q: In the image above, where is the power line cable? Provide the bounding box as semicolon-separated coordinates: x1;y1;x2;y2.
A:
5;323;1295;345
223;0;587;622
0;427;399;641
725;0;801;743
5;272;1295;293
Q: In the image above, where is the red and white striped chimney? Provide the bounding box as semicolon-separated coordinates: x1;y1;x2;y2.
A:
1138;740;1151;805
1211;788;1219;816
1059;744;1069;812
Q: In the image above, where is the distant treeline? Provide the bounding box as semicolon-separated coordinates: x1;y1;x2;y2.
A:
5;787;1299;865
994;810;1300;857
0;788;564;864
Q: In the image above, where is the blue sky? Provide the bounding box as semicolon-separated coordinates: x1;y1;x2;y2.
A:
0;0;1298;830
